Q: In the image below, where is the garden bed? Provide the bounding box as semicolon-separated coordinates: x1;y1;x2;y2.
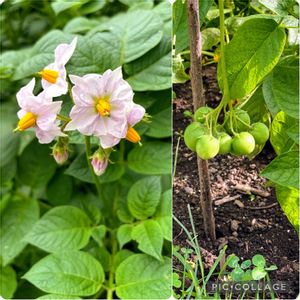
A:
173;65;299;299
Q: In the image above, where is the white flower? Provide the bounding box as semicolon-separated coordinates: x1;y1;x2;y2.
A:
65;67;145;148
38;37;77;98
15;78;64;144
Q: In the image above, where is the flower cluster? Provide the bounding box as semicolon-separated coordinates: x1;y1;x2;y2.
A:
15;37;145;176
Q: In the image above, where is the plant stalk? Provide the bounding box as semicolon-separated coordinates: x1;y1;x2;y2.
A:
187;0;216;241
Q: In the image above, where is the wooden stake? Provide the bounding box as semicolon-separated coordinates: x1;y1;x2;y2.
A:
187;0;216;241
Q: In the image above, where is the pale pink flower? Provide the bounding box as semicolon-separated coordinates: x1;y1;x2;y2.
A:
98;103;145;148
15;78;64;144
39;37;77;98
52;138;69;164
91;148;111;176
65;67;144;148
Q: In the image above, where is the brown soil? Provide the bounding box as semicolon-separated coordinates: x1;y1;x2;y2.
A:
172;65;299;299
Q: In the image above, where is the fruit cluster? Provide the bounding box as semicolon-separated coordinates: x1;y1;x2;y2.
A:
184;106;269;160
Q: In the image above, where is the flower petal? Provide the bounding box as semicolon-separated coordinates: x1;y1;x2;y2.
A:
127;103;145;126
54;37;77;67
99;134;121;149
16;78;36;108
35;124;64;144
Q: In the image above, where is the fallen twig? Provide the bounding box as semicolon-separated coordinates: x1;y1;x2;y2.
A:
214;195;241;206
231;183;270;198
246;203;278;210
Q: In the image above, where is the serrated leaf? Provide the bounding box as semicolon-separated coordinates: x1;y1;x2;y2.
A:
128;176;161;220
154;189;172;241
115;254;171;299
0;198;39;266
0;265;17;299
128;142;171;175
23;251;104;296
117;224;133;249
276;184;299;232
218;18;286;99
131;220;163;260
25;206;92;253
17;140;57;188
261;151;299;189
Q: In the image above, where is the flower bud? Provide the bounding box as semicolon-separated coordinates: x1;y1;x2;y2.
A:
91;148;111;176
52;138;69;165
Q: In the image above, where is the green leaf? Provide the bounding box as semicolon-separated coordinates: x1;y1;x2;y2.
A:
276;184;299;232
286;124;299;144
227;254;240;268
240;259;252;269
17;140;57;189
119;0;153;6
132;220;163;260
173;0;213;53
91;225;106;247
145;107;171;138
113;249;134;270
252;267;267;280
23;251;104;296
51;0;88;15
270;111;297;154
261;151;299;189
67;33;121;76
172;54;190;84
128;142;171;175
218;18;286;99
0;265;17;299
101;10;163;64
262;75;280;117
252;254;266;267
231;267;244;281
63;17;101;34
0;103;20;168
125;36;171;91
242;86;270;125
117;224;133;249
0;198;39;266
25;206;92;253
37;295;81;300
128;176;161;220
201;28;220;50
13;30;72;80
259;0;296;16
271;57;299;119
89;246;111;272
115;254;171;299
46;172;73;206
265;265;278;271
155;189;172;241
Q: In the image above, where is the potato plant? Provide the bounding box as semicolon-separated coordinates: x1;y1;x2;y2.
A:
0;1;172;299
175;0;299;233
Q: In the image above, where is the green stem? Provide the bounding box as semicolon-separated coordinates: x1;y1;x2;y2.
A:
85;136;102;198
57;114;71;122
172;135;181;180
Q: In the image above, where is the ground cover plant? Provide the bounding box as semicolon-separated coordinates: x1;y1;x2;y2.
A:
172;0;299;298
0;1;172;299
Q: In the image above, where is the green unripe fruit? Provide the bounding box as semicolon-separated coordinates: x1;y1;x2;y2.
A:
184;122;208;151
225;109;251;133
249;122;269;145
218;132;232;154
194;106;213;123
231;132;255;156
196;135;219;160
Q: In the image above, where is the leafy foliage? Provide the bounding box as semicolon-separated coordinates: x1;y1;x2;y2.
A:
0;1;171;299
